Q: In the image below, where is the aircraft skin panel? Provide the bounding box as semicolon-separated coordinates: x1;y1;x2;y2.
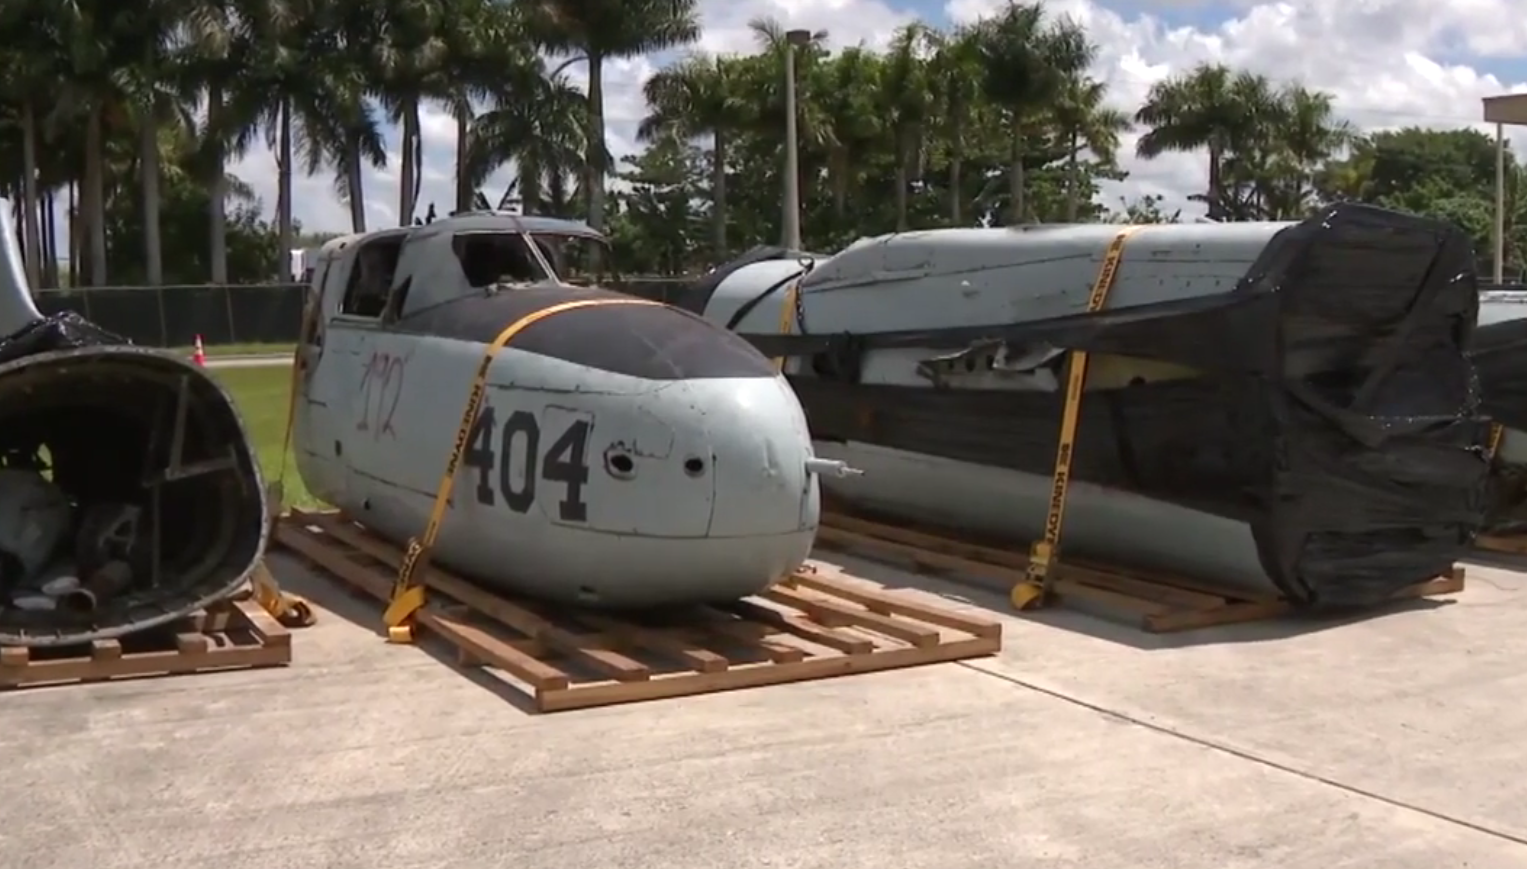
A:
295;265;818;608
796;222;1280;337
698;206;1489;608
390;286;773;380
815;440;1266;595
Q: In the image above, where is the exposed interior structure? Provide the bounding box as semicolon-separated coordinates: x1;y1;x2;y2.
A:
0;342;265;646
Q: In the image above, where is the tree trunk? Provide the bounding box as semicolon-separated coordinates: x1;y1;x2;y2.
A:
711;131;728;260
412;121;424;218
454;108;471;213
17;101;43;290
830;149;848;220
42;189;57;288
1064;130;1079;223
520;152;542;214
206;84;229;284
141;112;164;286
895;130;910;232
278;98;294;276
399;98;418;224
66;182;77;288
948;118;963;225
1008;127;1026;225
585;54;607;231
345;135;367;232
1206;141;1224;221
83;107;108;286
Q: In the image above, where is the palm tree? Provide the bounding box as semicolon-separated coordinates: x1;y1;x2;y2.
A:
881;24;934;231
437;0;526;213
113;0;193;287
974;1;1094;224
1135;63;1272;221
0;6;48;288
1052;73;1130;221
812;46;882;222
1270;84;1353;216
640;53;750;259
185;0;266;284
370;0;450;226
466;59;590;217
520;0;701;233
929;26;981;224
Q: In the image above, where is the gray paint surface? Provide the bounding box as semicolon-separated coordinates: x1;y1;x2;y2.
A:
701;222;1292;595
293;213;820;607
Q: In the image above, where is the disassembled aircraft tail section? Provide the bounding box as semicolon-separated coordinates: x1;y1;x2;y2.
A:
690;204;1492;609
0;199;268;646
1471;293;1527;532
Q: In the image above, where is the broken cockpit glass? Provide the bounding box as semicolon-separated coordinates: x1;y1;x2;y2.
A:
530;233;619;288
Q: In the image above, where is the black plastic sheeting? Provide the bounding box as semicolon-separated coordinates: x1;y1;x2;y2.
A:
0;311;130;366
721;204;1493;608
1471;316;1527;431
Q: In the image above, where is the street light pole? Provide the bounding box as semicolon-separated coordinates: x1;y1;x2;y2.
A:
781;29;811;251
1496;122;1506;284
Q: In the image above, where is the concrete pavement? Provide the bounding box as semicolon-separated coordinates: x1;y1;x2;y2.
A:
3;549;1526;868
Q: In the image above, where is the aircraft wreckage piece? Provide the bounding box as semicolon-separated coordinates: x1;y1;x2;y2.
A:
290;212;822;609
683;205;1491;608
0;200;267;646
1469;294;1527;532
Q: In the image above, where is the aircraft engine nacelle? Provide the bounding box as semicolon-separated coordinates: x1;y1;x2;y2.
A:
0;200;267;646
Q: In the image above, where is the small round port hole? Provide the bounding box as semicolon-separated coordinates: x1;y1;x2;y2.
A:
605;452;635;479
684;457;706;477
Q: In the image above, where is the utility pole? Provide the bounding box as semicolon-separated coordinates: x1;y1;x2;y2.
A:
781;29;812;251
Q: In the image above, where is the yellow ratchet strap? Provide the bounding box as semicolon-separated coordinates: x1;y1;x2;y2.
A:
1487;422;1505;461
382;296;662;642
1012;226;1146;611
246;295;322;628
775;282;800;372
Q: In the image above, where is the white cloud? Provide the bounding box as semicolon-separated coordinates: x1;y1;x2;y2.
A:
224;0;1527;240
948;0;1527;216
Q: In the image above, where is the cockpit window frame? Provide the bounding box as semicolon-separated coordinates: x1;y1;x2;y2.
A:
450;229;555;289
528;231;620;287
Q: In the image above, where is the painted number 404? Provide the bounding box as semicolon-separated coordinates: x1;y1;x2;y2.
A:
463;405;592;522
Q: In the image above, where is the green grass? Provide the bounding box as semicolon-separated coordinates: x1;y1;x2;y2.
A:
212;365;323;510
172;341;296;357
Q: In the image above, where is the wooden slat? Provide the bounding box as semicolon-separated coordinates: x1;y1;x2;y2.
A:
272;511;1002;712
0;595;292;689
304;513;652;682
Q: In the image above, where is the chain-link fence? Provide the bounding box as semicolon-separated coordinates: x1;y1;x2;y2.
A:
36;277;695;348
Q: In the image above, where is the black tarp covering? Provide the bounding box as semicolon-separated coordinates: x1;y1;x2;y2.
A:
1470;314;1527;431
720;204;1492;608
0;312;130;366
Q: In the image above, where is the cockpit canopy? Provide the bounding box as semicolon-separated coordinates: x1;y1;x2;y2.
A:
344;212;616;322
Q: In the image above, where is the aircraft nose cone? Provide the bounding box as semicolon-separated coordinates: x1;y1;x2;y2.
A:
698;376;819;539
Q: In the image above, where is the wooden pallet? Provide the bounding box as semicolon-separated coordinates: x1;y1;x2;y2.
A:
0;595;292;689
272;510;1002;713
817;510;1466;633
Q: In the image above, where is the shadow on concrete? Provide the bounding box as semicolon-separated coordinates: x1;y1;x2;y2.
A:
813;547;1465;652
264;551;545;714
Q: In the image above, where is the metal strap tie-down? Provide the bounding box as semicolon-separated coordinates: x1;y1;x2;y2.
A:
1011;226;1146;611
381;297;661;643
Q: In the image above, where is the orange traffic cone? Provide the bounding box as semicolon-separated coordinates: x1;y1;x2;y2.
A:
191;335;206;367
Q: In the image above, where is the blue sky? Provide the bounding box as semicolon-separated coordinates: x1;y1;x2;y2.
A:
218;0;1527;241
